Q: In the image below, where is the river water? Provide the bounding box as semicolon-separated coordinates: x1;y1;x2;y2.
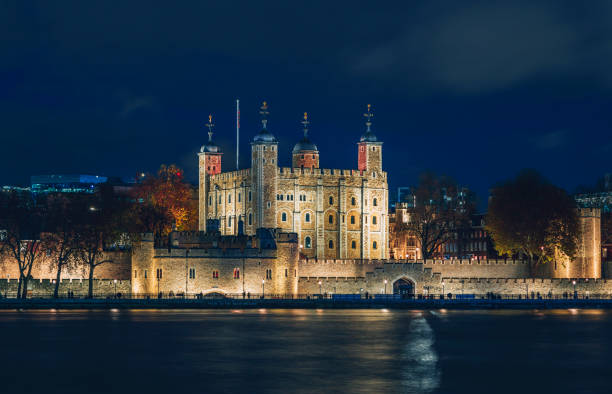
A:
0;309;611;393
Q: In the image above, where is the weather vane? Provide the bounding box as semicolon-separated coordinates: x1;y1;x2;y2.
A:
301;112;309;138
205;114;214;142
363;104;373;132
259;101;269;129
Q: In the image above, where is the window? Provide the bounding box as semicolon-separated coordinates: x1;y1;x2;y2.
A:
373;241;377;249
228;194;231;203
329;196;333;205
372;216;377;225
209;196;212;206
373;198;378;207
305;213;311;222
267;202;271;208
281;212;287;222
228;217;232;227
266;269;272;280
328;215;333;224
238;193;241;202
249;191;252;201
144;270;148;279
351;197;356;206
134;270;138;278
189;268;196;279
233;268;240;279
285;269;288;277
312;155;315;159
248;213;253;225
305;236;312;248
351;240;356;249
212;270;219;279
156;268;163;279
328;240;334;249
372;146;376;151
301;154;304;159
350;215;355;224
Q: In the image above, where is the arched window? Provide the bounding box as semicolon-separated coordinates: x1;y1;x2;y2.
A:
351;197;356;206
372;216;377;225
373;241;377;249
281;212;287;222
350;215;355;224
351;240;356;249
305;236;312;248
248;213;252;226
305;212;310;222
328;240;334;249
329;196;333;205
328;215;333;224
373;198;378;206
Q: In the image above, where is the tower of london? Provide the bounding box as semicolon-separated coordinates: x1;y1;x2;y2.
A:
198;102;389;260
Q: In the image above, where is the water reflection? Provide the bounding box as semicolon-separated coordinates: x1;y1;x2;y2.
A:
401;317;440;393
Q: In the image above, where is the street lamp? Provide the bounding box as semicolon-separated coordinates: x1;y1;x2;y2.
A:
318;280;322;295
114;279;117;298
262;279;265;298
415;248;420;262
384;279;388;294
442;281;445;296
573;280;577;299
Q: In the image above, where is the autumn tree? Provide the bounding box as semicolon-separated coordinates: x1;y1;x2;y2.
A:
400;172;474;259
133;164;197;238
486;169;580;273
0;191;47;298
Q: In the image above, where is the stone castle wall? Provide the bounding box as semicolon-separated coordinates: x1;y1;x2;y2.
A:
0;278;131;298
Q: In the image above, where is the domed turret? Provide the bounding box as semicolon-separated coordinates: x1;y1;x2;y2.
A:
252;101;278;144
357;104;383;172
292;112;319;169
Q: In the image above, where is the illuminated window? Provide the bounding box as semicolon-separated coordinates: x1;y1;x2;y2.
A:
305;236;312;248
233;268;240;279
212;270;219;279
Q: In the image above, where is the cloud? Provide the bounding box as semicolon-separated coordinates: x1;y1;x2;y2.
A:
119;96;156;118
349;2;612;94
530;130;570;150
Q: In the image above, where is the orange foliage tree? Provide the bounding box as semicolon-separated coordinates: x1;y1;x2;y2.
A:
133;165;197;235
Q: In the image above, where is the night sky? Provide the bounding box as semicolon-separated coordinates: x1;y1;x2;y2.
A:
2;1;611;208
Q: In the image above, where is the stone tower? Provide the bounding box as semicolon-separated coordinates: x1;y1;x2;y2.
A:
251;101;279;229
292;112;319;169
357;104;383;173
198;115;222;231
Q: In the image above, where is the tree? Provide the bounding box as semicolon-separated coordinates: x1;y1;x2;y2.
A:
133;165;197;237
486;169;580;273
0;191;47;298
400;172;474;259
42;194;81;298
73;186;132;298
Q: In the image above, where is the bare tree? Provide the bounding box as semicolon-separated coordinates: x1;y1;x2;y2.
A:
0;191;47;298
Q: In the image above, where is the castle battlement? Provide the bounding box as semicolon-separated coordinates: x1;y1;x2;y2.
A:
209;169;251;182
277;167;387;180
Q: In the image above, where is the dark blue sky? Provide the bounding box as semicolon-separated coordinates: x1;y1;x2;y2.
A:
1;1;610;206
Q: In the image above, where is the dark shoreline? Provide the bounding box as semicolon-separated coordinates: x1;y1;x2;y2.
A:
2;298;612;310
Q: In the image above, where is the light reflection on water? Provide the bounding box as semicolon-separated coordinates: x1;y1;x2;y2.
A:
0;309;611;393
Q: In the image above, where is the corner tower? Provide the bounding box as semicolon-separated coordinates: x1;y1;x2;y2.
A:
198;115;222;231
357;104;383;173
251;102;279;229
292;112;319;169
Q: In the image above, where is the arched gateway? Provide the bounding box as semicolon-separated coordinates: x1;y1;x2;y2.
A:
393;278;415;298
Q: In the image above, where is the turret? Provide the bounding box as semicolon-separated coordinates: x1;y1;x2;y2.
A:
251;101;278;229
357;104;383;173
292;112;319;169
198;115;223;231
